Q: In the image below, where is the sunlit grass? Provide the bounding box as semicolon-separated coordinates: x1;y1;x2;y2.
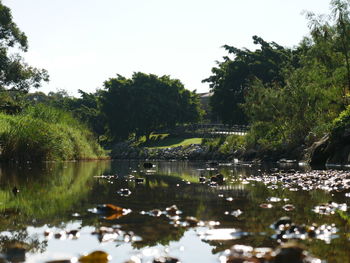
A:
142;136;203;149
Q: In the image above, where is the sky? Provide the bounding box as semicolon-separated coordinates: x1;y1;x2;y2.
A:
3;0;332;97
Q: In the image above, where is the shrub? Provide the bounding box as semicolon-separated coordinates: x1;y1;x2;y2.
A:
202;135;246;154
331;105;350;140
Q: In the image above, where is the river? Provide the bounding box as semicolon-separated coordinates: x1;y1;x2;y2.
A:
0;160;349;262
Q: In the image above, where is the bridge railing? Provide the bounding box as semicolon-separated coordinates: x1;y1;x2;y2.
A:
158;123;249;137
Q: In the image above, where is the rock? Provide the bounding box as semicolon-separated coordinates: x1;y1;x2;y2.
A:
135;178;145;183
5;245;26;263
79;251;110;263
46;260;72;263
199;176;206;183
273;216;292;230
309;135;331;166
274;243;304;263
211;173;224;183
153;257;180;263
185;216;199;227
96;204;126;214
165;205;180;216
12;186;19;196
309;129;350;166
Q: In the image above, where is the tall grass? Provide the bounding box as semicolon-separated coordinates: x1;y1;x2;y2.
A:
0;104;106;161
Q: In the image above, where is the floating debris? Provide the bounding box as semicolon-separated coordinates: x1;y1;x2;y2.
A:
54;231;66;240
91;226;141;243
229;209;243;217
283;204;295;211
260;203;273;209
44;229;53;238
149;209;163;217
312;202;347;215
117;188;132;197
271;216;338;243
267;197;281;202
243;170;350;192
219;242;321;263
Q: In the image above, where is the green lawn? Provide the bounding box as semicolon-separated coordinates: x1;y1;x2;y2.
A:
139;134;203;148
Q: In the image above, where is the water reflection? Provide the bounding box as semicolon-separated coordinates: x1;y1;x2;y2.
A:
0;160;348;262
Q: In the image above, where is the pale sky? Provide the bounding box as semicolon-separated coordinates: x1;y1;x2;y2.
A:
3;0;331;97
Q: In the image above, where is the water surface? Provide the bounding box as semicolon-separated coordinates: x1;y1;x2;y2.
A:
0;160;349;262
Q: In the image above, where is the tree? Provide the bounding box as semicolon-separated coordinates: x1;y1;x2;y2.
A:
241;1;350;152
203;36;296;125
0;1;48;92
305;0;350;105
100;72;202;141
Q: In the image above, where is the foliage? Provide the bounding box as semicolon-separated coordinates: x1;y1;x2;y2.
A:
304;0;350;108
24;89;107;140
330;104;350;139
203;36;297;125
0;1;48;92
201;0;350;155
0;104;106;161
202;134;246;154
100;72;202;141
243;68;340;152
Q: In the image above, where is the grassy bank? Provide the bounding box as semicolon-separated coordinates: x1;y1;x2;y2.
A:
137;134;203;148
0;104;106;162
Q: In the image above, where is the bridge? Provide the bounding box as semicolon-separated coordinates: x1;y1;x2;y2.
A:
170;123;249;137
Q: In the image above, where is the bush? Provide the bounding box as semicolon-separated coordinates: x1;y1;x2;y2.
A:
202;135;246;154
331;105;350;140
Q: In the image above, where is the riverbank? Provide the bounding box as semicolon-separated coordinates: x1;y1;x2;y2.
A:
0;105;107;162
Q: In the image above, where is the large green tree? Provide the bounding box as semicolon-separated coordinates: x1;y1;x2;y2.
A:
242;0;350;152
0;1;48;114
100;72;202;141
203;36;297;125
306;0;350;105
0;1;48;92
